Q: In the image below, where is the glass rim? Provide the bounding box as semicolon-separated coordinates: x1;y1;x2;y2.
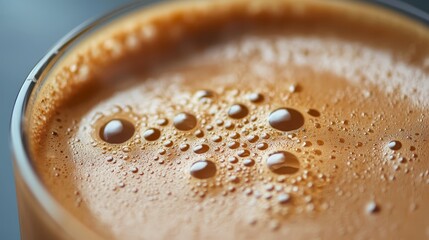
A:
10;0;429;239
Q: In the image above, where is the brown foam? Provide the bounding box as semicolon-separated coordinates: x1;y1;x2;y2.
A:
29;0;429;239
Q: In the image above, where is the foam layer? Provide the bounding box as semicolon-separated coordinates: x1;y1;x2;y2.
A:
29;0;429;239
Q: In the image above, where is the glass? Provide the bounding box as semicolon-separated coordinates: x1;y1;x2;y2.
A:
10;0;429;239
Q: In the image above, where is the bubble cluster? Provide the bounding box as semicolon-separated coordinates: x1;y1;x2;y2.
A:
32;1;429;238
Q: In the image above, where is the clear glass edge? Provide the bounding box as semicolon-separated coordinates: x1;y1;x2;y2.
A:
9;0;429;239
10;1;159;239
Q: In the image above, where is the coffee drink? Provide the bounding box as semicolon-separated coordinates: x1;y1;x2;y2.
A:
27;0;429;239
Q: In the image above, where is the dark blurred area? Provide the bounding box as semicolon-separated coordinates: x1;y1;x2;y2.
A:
0;0;428;239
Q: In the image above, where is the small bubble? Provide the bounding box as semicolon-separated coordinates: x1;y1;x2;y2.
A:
267;151;300;175
289;83;301;93
190;160;216;179
265;184;274;191
179;143;189;151
257;142;268;150
247;93;264;103
261;133;270;139
228;141;240;149
164;140;173;147
228;156;238;163
174;112;197;131
122;146;130;152
387;140;402;150
246;135;259;143
229;132;240;139
243;158;255;167
143;128;161;141
268;108;304;132
229;175;239;183
156;118;169;126
225;121;235;130
307;109;320;117
195;90;215;100
211;135;222;142
237;149;250;157
277;194;291;204
194;130;204;138
100;119;135;144
193;144;209;154
228;104;249;119
215;119;224;126
365;201;380;214
244;188;253;195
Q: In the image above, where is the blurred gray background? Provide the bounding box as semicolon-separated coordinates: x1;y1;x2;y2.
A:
0;0;428;239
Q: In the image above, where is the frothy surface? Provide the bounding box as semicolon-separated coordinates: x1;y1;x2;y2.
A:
30;0;429;239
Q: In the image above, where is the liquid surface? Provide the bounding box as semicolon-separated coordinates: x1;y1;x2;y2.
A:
29;0;429;239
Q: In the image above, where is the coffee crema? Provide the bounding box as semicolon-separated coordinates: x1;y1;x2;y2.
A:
28;0;429;239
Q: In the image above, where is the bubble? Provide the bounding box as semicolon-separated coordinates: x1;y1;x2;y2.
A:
277;194;291;204
365;201;380;214
156;118;169;126
164;140;173;147
237;149;250;157
246;135;259;143
100;119;135;144
229;175;239;183
143;128;161;141
225;121;235;129
261;133;270;139
179;143;189;151
193;144;209;154
288;83;301;93
228;156;238;163
228;141;240;149
247;93;264;103
195;90;215;100
174;112;197;131
228;104;249;119
266;151;300;175
243;158;255;167
307;109;320;117
387;140;402;150
229;132;240;139
211;135;222;142
190;160;217;179
257;142;268;150
268;108;304;132
194;130;204;138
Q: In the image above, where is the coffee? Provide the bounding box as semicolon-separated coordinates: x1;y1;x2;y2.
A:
27;0;429;239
